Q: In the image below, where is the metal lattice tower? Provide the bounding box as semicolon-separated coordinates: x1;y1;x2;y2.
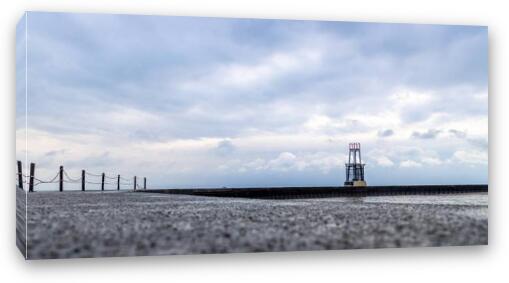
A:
344;142;367;187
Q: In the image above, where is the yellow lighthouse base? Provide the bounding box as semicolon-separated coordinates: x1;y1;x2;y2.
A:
352;181;367;187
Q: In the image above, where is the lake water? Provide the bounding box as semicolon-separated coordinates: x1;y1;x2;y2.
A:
303;192;488;206
360;193;488;205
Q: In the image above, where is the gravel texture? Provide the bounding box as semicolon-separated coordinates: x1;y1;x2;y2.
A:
16;189;27;257
21;191;488;259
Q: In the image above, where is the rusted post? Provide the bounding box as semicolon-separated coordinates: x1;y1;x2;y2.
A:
101;173;105;191
29;163;35;192
59;166;63;192
17;160;23;190
81;170;85;191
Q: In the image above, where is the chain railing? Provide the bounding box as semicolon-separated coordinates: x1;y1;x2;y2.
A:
15;160;147;193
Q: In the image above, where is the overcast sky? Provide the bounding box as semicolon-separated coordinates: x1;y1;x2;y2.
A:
16;12;488;189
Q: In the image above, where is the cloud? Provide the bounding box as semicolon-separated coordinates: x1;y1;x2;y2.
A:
447;129;487;150
374;156;395;167
468;138;488;150
449;129;467;138
266;152;304;171
242;158;266;171
421;157;443;165
412;129;441;139
44;149;66;157
16;12;488;187
377;129;394;137
214;140;236;156
239;151;344;174
453;150;488;165
238;152;304;172
400;160;422;168
179;48;322;92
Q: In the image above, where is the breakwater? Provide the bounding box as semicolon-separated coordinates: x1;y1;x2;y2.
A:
142;184;488;199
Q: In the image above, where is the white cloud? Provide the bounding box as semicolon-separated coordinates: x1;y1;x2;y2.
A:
179;48;323;91
104;106;160;127
242;158;266;171
305;152;345;173
303;115;332;131
453;150;488;165
221;53;299;87
303;115;355;132
390;88;434;106
266;152;305;171
400;160;422;168
421;157;443;165
238;151;344;174
375;156;395;167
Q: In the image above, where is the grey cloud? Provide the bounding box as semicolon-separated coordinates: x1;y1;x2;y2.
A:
447;129;488;150
214;140;236;156
24;12;488;142
468;138;488;149
66;151;114;169
378;129;394;137
44;149;66;157
400;109;432;123
17;12;488;186
449;129;467;139
412;129;441;139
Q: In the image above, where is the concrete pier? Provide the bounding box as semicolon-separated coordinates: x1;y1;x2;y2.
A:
19;189;487;259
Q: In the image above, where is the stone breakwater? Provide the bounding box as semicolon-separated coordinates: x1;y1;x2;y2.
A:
20;191;487;259
144;184;488;199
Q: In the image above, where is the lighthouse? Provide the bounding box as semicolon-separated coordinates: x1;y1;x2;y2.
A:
344;142;367;187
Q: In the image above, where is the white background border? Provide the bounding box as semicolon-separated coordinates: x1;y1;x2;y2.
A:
1;1;505;282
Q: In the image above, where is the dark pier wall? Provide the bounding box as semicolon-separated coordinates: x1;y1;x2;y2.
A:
142;184;488;199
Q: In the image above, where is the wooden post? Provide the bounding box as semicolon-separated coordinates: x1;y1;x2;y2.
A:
17;160;23;190
59;166;63;192
101;173;105;191
81;170;85;191
144;177;146;190
117;175;120;191
29;163;35;193
134;176;137;191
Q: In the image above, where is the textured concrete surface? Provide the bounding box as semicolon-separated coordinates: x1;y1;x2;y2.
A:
16;189;27;258
22;191;488;259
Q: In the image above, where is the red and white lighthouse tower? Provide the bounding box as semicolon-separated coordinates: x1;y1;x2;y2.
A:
344;143;367;187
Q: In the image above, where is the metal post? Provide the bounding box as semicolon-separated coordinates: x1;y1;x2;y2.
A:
117;175;120;191
59;166;63;192
134;176;137;191
348;144;352;164
81;170;85;191
358;143;362;163
29;163;35;193
101;173;105;191
17;160;23;190
144;177;146;190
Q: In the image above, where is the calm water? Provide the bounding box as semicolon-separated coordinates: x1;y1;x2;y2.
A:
302;193;488;220
305;193;488;206
362;193;488;206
